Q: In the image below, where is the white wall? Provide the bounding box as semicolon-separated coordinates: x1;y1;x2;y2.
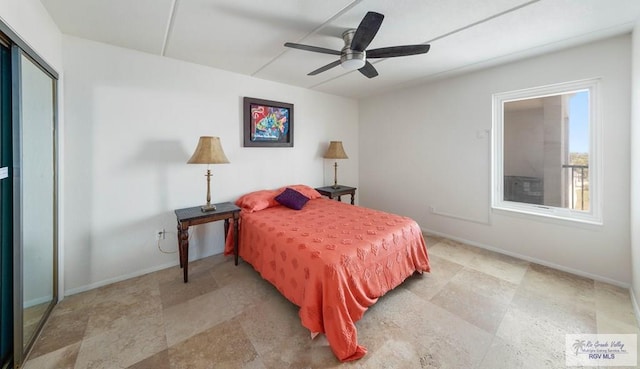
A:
631;22;640;317
62;36;359;294
360;35;631;285
0;0;62;71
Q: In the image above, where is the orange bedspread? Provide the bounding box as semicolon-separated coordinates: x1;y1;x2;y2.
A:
224;198;430;361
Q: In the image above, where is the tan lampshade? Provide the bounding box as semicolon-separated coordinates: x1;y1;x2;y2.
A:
323;141;348;159
187;136;230;164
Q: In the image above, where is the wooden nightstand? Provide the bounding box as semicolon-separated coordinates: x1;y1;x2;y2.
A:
175;202;240;283
315;185;357;205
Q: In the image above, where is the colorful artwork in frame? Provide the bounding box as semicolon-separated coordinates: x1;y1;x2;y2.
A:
243;97;294;147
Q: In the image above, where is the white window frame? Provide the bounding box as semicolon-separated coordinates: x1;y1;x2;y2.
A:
491;78;602;225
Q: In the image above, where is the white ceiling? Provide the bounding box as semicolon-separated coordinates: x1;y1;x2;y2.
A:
40;0;640;99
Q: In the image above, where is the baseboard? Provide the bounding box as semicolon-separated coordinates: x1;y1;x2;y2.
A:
631;288;640;329
24;295;54;309
422;227;630;289
63;245;228;297
63;260;179;297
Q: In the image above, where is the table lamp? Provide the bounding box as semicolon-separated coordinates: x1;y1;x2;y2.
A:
323;141;348;189
187;136;229;212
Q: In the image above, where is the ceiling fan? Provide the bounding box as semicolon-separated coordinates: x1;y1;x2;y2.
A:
284;11;430;78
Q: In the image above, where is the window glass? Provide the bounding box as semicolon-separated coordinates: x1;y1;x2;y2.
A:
492;79;600;224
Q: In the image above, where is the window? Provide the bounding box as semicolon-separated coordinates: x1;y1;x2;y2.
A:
492;79;601;224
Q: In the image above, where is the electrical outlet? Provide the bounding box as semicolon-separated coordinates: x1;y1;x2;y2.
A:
429;205;436;213
156;229;165;240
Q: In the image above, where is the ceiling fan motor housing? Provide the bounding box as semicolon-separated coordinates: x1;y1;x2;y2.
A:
341;29;366;70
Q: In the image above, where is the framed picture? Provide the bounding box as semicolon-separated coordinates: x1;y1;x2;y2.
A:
243;97;294;147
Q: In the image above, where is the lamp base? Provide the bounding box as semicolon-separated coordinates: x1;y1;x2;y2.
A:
200;204;217;212
331;184;341;189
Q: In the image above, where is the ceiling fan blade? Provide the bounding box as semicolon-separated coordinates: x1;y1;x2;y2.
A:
358;61;378;78
351;12;384;52
284;42;341;56
367;44;431;58
308;60;342;75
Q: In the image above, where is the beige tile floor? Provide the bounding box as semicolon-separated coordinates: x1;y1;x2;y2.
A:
22;235;639;369
23;302;51;349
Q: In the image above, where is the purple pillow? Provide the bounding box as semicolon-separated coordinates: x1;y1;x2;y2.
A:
275;188;310;210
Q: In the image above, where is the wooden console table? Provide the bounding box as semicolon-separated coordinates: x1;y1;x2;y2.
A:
174;202;240;283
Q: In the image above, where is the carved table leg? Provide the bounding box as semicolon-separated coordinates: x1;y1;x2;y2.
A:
177;223;183;268
178;222;190;283
233;212;239;266
350;193;355;205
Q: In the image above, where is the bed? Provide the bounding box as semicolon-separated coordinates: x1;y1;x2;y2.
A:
224;185;430;361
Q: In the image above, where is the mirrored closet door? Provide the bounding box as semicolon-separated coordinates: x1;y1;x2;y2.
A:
15;51;57;362
0;24;59;368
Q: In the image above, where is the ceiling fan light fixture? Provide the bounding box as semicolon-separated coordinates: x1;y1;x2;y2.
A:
340;49;366;71
341;58;365;71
